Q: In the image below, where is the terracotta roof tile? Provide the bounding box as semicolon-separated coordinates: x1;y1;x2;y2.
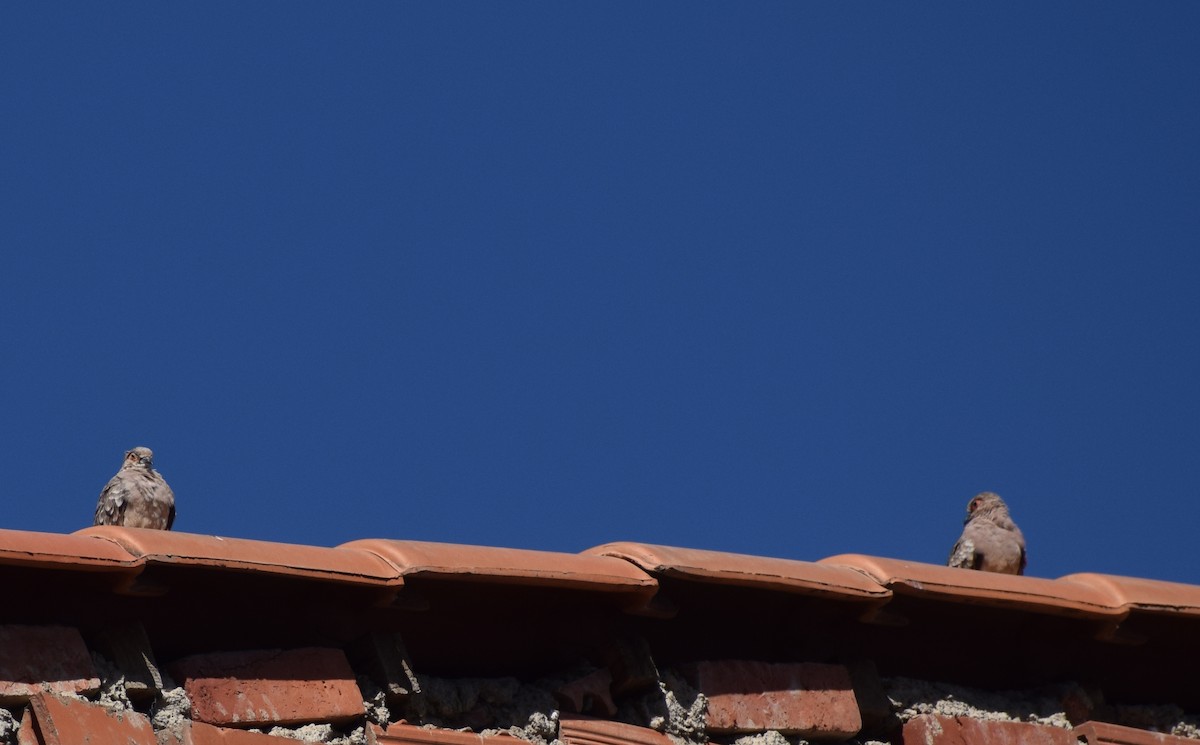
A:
15;709;34;745
26;692;156;745
3;524;1198;637
0;528;137;571
1075;721;1197;745
74;526;399;587
1061;573;1200;618
820;554;1123;619
340;539;657;597
559;716;675;745
587;542;889;602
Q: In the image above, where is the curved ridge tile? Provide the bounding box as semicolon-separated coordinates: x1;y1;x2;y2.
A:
587;542;890;601
340;539;657;596
1061;573;1200;618
820;554;1123;619
0;528;140;571
74;526;400;586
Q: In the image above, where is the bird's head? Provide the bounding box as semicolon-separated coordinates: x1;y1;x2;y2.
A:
964;491;1007;523
124;447;155;469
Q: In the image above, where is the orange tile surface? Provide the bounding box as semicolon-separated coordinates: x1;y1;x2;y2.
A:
0;528;137;571
76;526;400;587
821;554;1124;619
27;692;156;745
1062;574;1200;618
559;715;675;745
341;539;657;596
589;542;890;601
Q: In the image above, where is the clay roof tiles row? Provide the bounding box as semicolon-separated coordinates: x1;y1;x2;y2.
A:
0;527;1196;624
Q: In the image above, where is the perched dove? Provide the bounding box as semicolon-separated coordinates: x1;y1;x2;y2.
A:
947;491;1025;575
93;447;176;530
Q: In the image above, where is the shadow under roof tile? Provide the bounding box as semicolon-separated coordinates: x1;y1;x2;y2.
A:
1061;573;1200;618
339;539;658;597
0;528;139;571
820;554;1123;619
74;526;400;586
586;542;890;601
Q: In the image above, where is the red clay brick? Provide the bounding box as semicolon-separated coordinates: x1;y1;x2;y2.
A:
680;660;860;738
560;715;675;745
27;692;156;745
1075;720;1196;745
169;648;364;727
0;626;99;704
16;708;36;745
902;714;1077;745
158;721;298;745
370;722;524;745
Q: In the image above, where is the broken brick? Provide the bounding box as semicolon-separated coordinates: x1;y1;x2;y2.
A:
0;625;100;704
16;708;36;745
1075;720;1197;745
27;692;156;745
169;648;364;727
902;714;1077;745
679;660;861;738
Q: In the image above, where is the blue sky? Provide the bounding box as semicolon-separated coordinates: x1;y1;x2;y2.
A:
2;4;1198;583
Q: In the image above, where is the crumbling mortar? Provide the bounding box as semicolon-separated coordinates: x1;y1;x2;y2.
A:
254;723;369;745
357;675;390;727
0;708;18;745
91;651;136;716
716;734;888;745
649;672;707;743
885;676;1075;729
884;676;1200;740
81;643;1199;745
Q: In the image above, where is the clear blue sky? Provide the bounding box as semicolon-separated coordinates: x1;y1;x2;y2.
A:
3;4;1198;583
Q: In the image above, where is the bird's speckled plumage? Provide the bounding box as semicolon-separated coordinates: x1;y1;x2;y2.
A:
93;447;175;530
947;491;1026;575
